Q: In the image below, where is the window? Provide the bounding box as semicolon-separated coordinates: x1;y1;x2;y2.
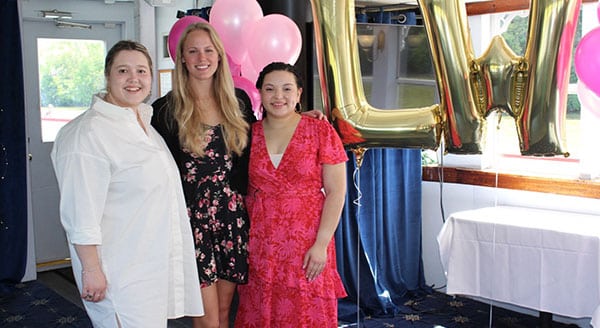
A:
37;38;105;142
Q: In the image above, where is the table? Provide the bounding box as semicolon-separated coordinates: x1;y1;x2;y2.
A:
437;206;600;327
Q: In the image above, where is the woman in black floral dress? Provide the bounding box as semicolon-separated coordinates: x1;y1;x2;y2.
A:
151;22;252;328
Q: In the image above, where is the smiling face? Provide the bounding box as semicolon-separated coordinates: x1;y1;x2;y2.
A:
259;70;303;119
105;50;152;110
181;29;219;82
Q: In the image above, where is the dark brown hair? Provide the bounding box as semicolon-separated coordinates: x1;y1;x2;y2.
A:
255;62;303;90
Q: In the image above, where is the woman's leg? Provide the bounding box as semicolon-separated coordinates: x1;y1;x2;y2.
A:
193;280;237;328
216;280;237;327
193;284;219;328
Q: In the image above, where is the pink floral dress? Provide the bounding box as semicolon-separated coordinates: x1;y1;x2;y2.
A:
235;116;348;328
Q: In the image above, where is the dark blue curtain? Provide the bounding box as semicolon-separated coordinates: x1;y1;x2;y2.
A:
0;0;28;289
336;148;428;320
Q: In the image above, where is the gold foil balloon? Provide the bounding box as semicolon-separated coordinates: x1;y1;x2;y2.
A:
310;0;580;156
420;0;578;155
519;0;578;156
417;0;484;154
310;0;443;150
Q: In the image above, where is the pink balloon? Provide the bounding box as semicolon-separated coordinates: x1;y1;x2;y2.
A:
575;26;600;97
209;0;263;64
245;14;302;74
227;53;241;77
168;16;207;63
578;81;600;120
240;56;259;85
233;76;262;120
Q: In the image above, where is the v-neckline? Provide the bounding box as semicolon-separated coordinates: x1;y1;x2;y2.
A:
260;117;303;170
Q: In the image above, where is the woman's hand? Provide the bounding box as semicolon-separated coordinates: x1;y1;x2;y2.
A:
302;244;328;282
301;109;328;121
74;244;107;303
81;268;107;302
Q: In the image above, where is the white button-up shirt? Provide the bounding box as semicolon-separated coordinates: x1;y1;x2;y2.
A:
51;94;203;327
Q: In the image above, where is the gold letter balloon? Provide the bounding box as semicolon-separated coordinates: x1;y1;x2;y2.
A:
309;0;580;156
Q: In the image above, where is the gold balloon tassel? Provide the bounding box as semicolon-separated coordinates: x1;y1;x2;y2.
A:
351;146;368;169
309;0;442;150
351;147;367;209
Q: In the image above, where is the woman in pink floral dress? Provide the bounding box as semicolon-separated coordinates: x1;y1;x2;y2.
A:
235;62;348;328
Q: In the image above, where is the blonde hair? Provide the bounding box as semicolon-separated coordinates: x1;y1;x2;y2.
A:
171;22;248;156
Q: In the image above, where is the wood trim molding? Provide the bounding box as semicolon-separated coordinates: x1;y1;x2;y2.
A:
422;166;600;199
466;0;597;16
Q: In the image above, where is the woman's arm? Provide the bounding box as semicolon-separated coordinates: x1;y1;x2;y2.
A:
74;244;107;303
302;162;347;281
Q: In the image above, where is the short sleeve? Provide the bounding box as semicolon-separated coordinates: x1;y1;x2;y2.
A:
317;119;348;165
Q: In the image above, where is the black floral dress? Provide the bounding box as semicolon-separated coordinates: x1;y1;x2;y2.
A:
181;125;249;287
151;91;254;287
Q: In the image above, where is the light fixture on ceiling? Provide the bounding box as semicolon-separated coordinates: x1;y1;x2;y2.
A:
55;20;92;30
358;34;376;49
357;34;378;62
357;24;386;62
145;0;175;6
357;24;375;49
41;9;72;19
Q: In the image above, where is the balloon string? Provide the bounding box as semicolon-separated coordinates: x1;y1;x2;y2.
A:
493;112;502;207
439;139;445;224
353;165;361;327
487;111;502;328
353;167;362;207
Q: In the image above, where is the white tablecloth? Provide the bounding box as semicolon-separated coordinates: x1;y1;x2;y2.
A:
437;206;600;326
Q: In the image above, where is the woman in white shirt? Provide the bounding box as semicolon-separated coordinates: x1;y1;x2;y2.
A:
51;40;204;327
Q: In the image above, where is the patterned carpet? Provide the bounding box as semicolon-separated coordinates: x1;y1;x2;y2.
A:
0;277;582;328
0;281;92;328
338;291;580;328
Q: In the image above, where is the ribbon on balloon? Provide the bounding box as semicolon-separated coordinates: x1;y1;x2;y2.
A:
310;0;581;157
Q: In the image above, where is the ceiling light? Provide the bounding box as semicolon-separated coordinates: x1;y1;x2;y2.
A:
41;9;72;19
